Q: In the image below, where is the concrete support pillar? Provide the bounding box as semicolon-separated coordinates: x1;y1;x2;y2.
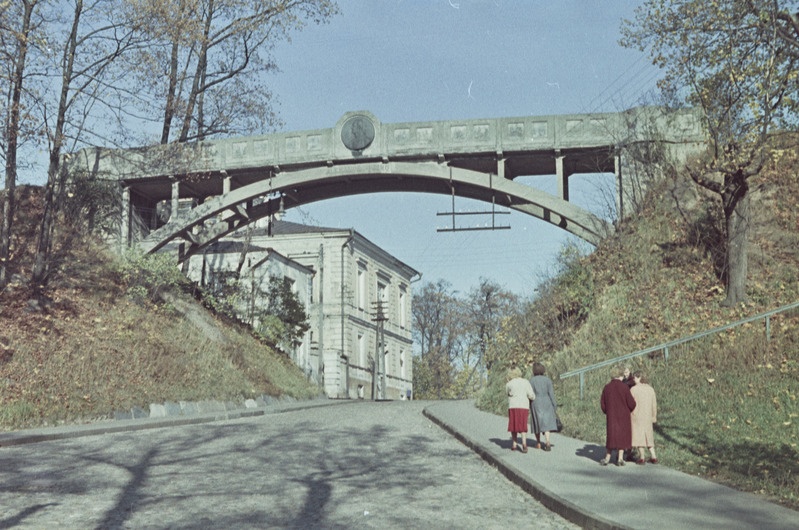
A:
496;152;505;180
171;178;179;221
121;185;130;248
223;175;231;194
556;153;570;201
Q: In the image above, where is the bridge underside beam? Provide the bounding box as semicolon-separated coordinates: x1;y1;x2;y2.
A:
136;161;612;262
120;149;617;211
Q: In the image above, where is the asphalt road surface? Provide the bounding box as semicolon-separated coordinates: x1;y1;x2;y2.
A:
0;400;577;529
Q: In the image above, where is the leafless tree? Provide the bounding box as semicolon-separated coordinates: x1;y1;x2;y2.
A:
31;0;147;291
124;0;338;144
0;0;42;287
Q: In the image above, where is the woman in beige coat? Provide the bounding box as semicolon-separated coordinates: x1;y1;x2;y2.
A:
506;367;535;453
630;371;658;464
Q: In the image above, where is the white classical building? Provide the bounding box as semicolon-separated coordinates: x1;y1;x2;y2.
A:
185;219;419;399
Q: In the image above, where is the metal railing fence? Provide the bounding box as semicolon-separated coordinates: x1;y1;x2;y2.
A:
560;300;799;399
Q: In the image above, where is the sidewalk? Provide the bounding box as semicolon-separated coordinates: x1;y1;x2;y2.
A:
423;400;798;530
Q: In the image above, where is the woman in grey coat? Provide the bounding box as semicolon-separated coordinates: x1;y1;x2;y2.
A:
529;362;558;451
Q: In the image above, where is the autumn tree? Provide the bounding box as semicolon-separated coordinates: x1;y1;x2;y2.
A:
20;0;336;294
460;278;518;389
621;0;799;305
258;275;310;350
411;279;465;399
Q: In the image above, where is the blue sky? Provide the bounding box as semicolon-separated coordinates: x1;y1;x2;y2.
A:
271;0;660;297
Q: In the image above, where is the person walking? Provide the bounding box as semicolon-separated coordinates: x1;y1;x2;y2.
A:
622;366;635;388
621;365;637;461
599;365;637;466
529;362;558;451
630;371;658;465
506;367;535;453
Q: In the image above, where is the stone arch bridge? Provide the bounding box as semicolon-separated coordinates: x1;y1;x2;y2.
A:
67;106;704;260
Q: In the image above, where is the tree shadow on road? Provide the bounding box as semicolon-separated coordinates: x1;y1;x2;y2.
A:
2;402;536;528
0;504;57;529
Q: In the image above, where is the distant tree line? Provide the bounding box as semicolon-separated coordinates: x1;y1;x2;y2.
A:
411;278;519;399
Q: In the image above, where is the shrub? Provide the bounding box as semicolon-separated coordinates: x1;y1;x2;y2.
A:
114;250;190;304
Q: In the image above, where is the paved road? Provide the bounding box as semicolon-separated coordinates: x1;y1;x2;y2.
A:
0;401;577;529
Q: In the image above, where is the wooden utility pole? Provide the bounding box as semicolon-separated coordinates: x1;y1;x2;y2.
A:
371;300;387;400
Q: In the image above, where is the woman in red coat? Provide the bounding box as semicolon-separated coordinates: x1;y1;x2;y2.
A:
506;367;535;453
599;365;637;466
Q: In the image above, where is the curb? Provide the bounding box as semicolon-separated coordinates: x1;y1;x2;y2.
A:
0;397;341;447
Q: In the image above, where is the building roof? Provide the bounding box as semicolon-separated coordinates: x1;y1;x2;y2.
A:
232;219;421;279
240;218;345;238
248;248;316;276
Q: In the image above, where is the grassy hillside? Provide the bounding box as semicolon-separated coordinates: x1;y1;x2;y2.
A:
478;147;799;509
0;186;321;430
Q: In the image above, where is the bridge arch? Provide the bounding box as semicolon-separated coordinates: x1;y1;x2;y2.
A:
139;160;612;260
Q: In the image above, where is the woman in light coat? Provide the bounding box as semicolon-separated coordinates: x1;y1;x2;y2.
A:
506;367;535;453
630;371;658;464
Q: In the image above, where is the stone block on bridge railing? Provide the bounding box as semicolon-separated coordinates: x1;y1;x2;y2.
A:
196;400;227;414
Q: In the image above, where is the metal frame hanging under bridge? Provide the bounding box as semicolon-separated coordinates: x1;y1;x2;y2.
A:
437;172;510;233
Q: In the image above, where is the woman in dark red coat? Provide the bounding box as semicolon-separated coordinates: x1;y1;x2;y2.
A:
599;365;637;466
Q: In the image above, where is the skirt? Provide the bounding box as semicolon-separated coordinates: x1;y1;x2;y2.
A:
507;408;528;433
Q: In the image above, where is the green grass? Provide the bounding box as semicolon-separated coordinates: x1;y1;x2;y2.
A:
0;221;321;430
544;319;799;509
477;157;799;510
479;322;799;508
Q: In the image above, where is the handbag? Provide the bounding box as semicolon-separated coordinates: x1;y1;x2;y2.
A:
555;414;563;432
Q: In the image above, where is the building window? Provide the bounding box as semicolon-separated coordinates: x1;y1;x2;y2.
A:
313;273;321;304
357;264;367;310
399;285;407;329
208;270;237;293
358;332;365;367
400;349;406;379
377;281;386;302
377;278;388;320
